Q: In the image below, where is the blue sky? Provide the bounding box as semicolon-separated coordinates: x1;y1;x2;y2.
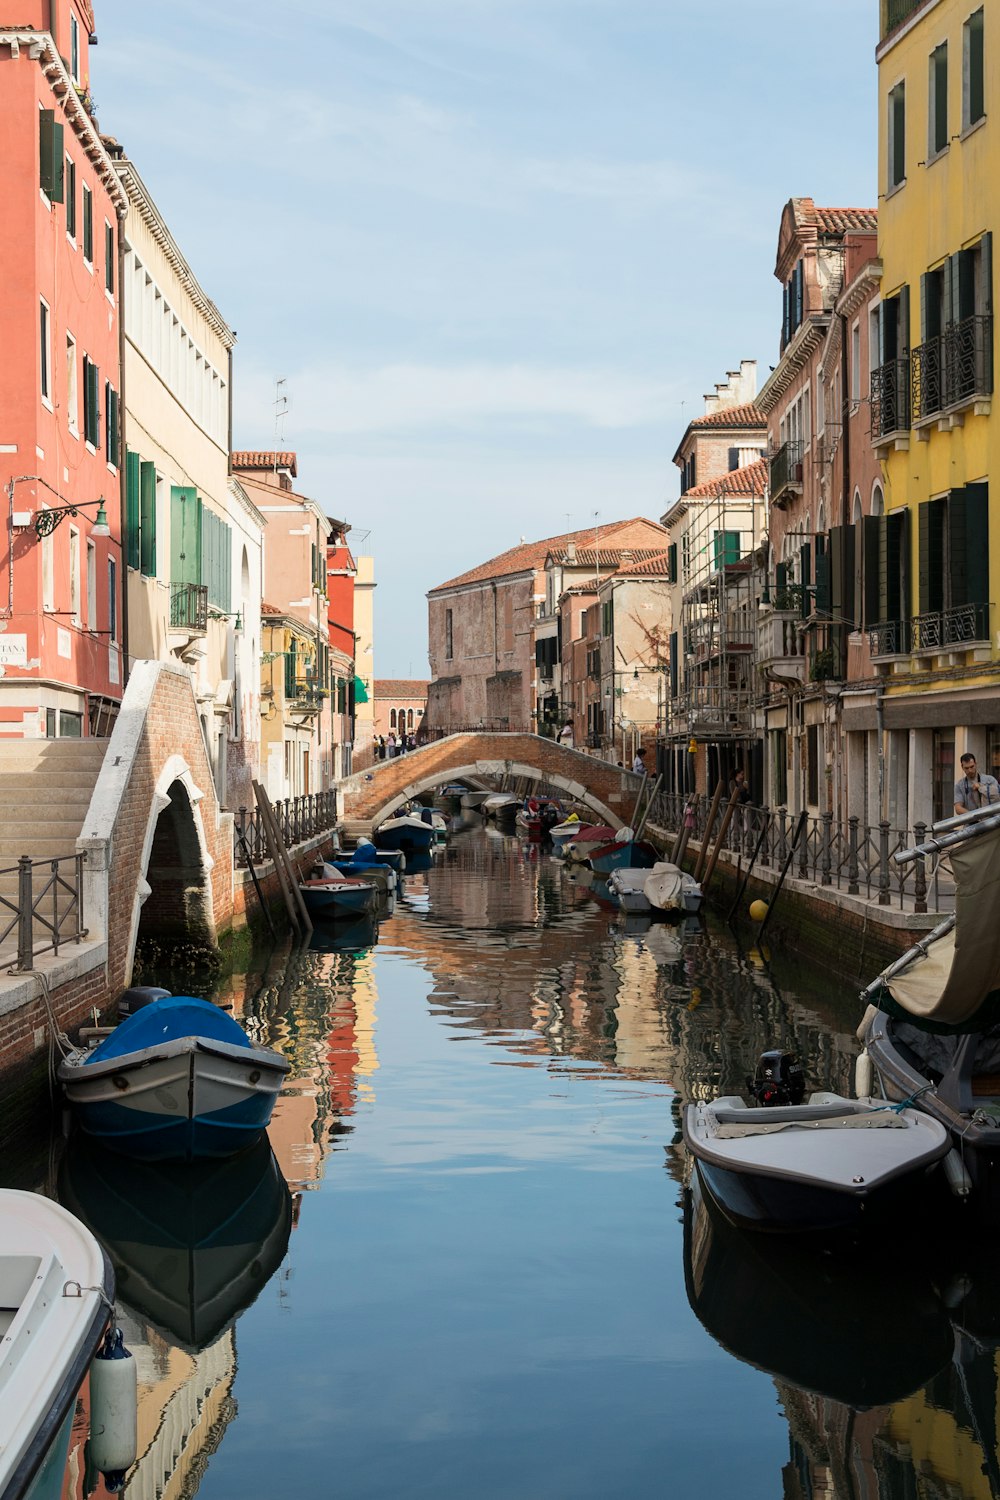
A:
93;0;876;676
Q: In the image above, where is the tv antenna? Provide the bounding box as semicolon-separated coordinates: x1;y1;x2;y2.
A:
273;379;290;459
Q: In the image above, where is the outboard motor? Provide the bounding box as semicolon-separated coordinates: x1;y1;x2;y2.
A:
116;986;170;1021
747;1049;805;1108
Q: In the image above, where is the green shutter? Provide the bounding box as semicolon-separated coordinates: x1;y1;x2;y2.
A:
285;638;297;699
963;483;989;609
918;499;945;614
799;543;812;617
139;461;156;577
84;359;100;446
969;8;985;124
667;543;677;583
65;159;76;237
83;188;92;261
814;544;831;617
775;561;787;597
125;451;140;569
106;386;119;468
170;486;201;586
39;111;64;201
713;530;740;569
947;487;970;606
862;516;881;629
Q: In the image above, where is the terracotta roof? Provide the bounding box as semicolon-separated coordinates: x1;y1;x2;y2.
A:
617;550;671;577
261;602;283;615
232;451;298;477
684;457;768;500
556;546;666;569
688;403;766;431
430;519;665;592
813;206;878;235
375;680;430;699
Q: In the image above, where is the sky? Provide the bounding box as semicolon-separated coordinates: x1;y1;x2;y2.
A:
92;0;877;677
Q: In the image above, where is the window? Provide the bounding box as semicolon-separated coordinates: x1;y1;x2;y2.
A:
917;484;989;630
807;725;820;806
108;558;117;642
82;184;93;262
82;355;99;446
851;321;861;403
105;222;114;295
140;462;157;577
888;81;906;191
66;333;78;435
86;540;96;629
70;13;80;82
445;608;453;660
390;709;397;728
39;110;64;201
59;711;83;738
69;526;80;623
39;300;51;405
407;709;414;727
105;382;118;468
782;260;805;349
65;156;76;238
201;508;232;610
929;43;949;156
964;8;985;129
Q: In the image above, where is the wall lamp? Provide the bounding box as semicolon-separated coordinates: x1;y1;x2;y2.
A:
34;496;110;539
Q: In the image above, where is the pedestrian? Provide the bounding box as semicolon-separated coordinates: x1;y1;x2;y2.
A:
387;731;397;758
558;720;574;749
729;768;751;804
407;733;416;751
377;735;386;761
632;747;647;775
954;751;1000;813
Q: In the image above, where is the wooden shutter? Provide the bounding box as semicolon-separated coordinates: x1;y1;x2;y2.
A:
139;461;156;577
815;539;832;617
667;543;677;583
39;111;64;201
920;273;930;343
918;499;945;613
83;187;93;261
981;232;993;315
65;159;76;237
900;284;911;353
947;487;970;606
669;631;678;697
964;481;989;608
125;451;140;569
170;486;201;586
106;386;119;467
862;515;881;629
884;511;907;622
84;358;100;446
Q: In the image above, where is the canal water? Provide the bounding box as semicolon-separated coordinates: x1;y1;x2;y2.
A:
7;823;1000;1498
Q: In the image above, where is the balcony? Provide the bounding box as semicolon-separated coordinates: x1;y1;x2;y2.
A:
769;440;804;509
869;619;910;661
169;582;208;634
881;0;924;39
912;315;993;425
870;357;911;443
756;609;807;684
911;603;990;654
674;686;752;738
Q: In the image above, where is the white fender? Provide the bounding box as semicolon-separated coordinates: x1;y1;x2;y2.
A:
854;1050;873;1100
89;1329;137;1490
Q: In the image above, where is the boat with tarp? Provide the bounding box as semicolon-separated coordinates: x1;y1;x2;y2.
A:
859;802;1000;1223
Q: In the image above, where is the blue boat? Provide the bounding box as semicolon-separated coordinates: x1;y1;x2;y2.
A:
58;995;290;1162
373;814;434;853
588;837;659;876
329;839;398;890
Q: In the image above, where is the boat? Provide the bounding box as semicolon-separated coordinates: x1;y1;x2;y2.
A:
59;1133;292;1353
587;829;658;876
459;790;490;812
608;861;701;915
515;796;564;839
858;803;1000;1224
481;792;520;822
563;824;618;862
300;861;379;918
683;1173;953;1408
58;991;290;1162
0;1191;116;1500
327;839;397;892
373;813;434;853
683;1048;950;1234
548;812;584;850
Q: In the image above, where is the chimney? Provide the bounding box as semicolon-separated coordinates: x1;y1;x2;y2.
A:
620;549;634;565
566;541;577;562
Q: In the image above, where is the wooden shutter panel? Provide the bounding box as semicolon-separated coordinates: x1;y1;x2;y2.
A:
981;233;993;316
900;284;911;353
170;487;201;586
39;111;64;201
775;561;787;600
125;451;140;569
964;482;989;609
667;543;677;583
139;461;156;577
862;515;881;629
818;535;834;617
918;499;945;613
920;273;930;343
669;632;678;697
885;512;907;622
947;487;969;606
84;359;100;446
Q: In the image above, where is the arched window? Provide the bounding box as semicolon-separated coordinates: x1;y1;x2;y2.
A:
407;708;414;727
871;483;884;517
853;489;863;526
390;709;397;728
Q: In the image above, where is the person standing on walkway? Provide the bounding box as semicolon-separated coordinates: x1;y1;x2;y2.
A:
729;769;751;804
387;731;397;758
558;720;574;749
954;752;1000;813
632;747;647;775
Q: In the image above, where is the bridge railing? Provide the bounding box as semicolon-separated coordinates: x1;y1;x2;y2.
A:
0;852;88;972
234;790;338;867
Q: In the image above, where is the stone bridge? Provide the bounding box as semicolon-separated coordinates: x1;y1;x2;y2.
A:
338;732;644;831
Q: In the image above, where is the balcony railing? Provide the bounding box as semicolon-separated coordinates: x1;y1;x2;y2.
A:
169;582;209;633
869;619;910;658
0;852;88;971
757;610;807;676
870;357;911;439
911;603;990;652
881;0;924;39
768;440;805;506
235;790;338;867
912;315;993;422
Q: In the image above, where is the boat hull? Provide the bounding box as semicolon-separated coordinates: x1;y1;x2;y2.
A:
374;821;434;853
59;1037;288;1162
588;839;658;876
300;880;377;917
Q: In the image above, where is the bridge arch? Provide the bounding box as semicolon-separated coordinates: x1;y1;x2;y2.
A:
338;733;642;831
134;755;217;955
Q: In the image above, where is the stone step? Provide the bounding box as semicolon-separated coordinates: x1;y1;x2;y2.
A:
0;771;101;790
0;838;83;860
0;741;108;770
0;795;92;815
0;820;83;841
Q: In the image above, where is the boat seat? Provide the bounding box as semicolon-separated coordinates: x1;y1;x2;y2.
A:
710;1102;862;1126
706;1101;910;1139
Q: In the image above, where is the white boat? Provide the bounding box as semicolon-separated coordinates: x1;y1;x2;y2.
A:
460;790;490;812
608;861;701;915
0;1191;115;1500
481;792;520;820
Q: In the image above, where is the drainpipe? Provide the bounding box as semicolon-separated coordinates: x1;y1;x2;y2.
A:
227;344;234;477
840;309;852;531
876;678;886;822
116;202;129;689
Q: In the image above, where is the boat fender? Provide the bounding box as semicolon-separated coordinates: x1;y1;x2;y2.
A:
89;1326;137;1491
943;1148;973;1200
854;1050;873;1100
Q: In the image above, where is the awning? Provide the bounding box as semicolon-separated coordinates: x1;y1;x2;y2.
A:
353;675;369;704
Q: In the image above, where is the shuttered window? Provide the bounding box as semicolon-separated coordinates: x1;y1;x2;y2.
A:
39;111;64;201
713;531;740;569
139;462;157;577
285;637;298;699
965;8;985;129
918;499;946;614
170;486;201;585
666;543;677;584
201;509;232;611
105;384;119;468
83;356;100;446
82;184;93;262
889;81;906;190
125;451;140;569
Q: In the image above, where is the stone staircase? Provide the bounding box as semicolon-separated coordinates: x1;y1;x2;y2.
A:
0;740;109;967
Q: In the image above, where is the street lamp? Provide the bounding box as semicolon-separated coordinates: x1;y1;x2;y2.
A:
34;496;110;539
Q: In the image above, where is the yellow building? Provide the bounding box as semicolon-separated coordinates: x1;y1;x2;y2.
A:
872;0;994;824
260;610;327;798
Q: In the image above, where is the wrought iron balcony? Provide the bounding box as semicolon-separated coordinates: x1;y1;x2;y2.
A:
768;440;805;508
869;619;910;659
870;357;911;439
912;315;993;422
881;0;924;39
169;582;208;633
911;603;990;653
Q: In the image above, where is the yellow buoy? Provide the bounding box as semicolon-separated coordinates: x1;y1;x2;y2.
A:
749;899;769;923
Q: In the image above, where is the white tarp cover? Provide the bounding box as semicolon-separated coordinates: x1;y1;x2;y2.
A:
644;862;685;911
888;826;1000;1022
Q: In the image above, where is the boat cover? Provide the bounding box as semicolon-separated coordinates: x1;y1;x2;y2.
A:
86;996;252;1063
888;825;1000;1022
644;863;686;910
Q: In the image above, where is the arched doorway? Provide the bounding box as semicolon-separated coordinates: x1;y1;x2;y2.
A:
136;778;216;949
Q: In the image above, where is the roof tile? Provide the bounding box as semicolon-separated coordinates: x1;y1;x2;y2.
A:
683;456;768;499
232;450;298;477
688;403;766;431
430;518;666;592
375;680;430;698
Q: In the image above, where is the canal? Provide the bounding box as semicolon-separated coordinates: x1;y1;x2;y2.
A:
6;823;1000;1498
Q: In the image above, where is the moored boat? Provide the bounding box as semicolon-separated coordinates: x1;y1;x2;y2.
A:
59;993;290;1162
481;792;520;822
327;840;397;892
373;814;435;853
0;1191;117;1500
300;861;379;918
644;861;702;914
588;832;658;876
515;796;564;839
563;824;618;862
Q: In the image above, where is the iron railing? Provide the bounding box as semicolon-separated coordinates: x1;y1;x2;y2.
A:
870;356;910;438
882;0;923;37
910;602;990;652
912;315;993;421
0;852;88;971
869;618;910;658
169;582;209;633
642;791;950;913
769;440;805;506
234;790;338;867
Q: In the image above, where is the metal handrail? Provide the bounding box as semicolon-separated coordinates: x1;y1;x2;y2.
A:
234;789;339;867
0;852;88;971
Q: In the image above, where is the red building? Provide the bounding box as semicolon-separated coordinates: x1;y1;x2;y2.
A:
0;1;126;737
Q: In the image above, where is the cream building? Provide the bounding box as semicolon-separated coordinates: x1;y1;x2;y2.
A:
353;554;376;764
110;146;264;810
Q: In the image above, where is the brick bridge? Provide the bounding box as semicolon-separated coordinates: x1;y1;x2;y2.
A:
338;732;644;830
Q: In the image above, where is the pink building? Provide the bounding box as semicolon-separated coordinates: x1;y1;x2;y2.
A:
0;2;127;737
373;681;428;743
